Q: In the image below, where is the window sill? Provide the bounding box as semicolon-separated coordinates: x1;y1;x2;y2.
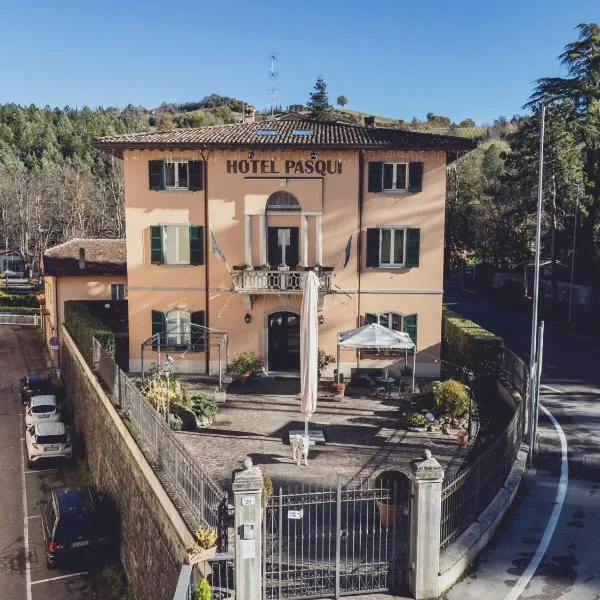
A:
152;263;204;267
151;188;199;193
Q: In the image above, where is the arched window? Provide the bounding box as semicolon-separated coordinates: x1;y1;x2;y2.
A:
166;309;191;346
369;311;404;331
265;191;300;212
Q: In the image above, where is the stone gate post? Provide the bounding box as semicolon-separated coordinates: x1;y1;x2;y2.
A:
409;449;445;599
232;458;263;600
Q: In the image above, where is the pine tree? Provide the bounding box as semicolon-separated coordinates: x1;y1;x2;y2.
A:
308;77;332;121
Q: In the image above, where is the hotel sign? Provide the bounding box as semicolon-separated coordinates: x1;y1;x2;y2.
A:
226;159;342;176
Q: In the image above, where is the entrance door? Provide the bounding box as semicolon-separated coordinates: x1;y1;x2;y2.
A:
268;227;299;267
268;311;300;371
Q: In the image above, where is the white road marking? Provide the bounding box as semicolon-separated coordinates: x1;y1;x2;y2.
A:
504;404;569;600
20;415;32;600
541;384;563;394
31;571;88;585
26;514;41;520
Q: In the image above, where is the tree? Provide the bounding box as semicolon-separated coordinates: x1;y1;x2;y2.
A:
336;95;348;108
458;118;476;128
307;77;332;121
527;22;600;277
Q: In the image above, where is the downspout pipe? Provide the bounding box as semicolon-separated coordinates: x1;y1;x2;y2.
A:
200;150;210;375
356;150;365;370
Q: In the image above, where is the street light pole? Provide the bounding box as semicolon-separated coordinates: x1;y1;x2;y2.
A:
568;197;579;324
528;104;546;466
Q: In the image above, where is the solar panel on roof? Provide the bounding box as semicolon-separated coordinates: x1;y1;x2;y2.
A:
291;129;313;136
256;129;278;136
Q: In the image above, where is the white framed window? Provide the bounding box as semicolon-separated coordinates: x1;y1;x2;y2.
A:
111;284;125;300
165;310;191;346
376;312;404;331
379;228;406;267
164;161;189;189
164;225;191;265
382;162;408;191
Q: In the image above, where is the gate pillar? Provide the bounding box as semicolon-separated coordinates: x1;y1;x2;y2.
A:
232;458;263;600
409;449;444;599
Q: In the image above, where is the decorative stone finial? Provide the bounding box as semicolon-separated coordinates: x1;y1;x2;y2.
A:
242;457;253;470
423;449;432;460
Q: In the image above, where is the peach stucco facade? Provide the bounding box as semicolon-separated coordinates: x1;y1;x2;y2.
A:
123;146;448;377
43;274;127;351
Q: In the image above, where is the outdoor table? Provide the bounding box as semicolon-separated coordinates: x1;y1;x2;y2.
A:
376;377;395;400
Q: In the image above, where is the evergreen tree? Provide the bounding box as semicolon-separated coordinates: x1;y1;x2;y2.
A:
336;95;348;108
308;77;332;121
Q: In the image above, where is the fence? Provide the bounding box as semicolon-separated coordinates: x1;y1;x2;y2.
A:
173;555;235;600
0;313;39;326
92;337;227;532
440;397;525;550
503;347;528;398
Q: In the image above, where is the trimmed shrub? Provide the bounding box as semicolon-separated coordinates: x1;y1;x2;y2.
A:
433;379;471;419
195;578;212;600
0;290;38;307
0;305;39;314
442;309;503;379
404;411;427;428
64;301;115;365
170;403;197;431
229;351;264;375
191;393;217;424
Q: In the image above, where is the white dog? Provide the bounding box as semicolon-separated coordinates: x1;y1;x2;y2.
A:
291;435;310;466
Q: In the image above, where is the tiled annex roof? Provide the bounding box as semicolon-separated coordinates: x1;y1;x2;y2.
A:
96;119;476;154
43;238;127;276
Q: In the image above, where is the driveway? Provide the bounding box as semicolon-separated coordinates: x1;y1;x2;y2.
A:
0;325;94;600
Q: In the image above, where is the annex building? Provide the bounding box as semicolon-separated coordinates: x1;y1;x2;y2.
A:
96;114;474;377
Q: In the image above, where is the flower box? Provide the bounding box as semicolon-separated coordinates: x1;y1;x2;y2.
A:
185;545;217;565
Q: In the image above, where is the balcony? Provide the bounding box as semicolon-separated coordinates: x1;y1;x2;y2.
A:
232;267;334;295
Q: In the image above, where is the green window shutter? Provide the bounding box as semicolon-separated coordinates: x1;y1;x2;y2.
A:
150;226;164;264
189;226;204;265
405;228;420;267
151;310;166;349
403;314;418;349
190;310;206;351
149;160;164;190
366;228;380;267
408;162;424;192
188;161;204;191
367;162;383;193
365;313;377;325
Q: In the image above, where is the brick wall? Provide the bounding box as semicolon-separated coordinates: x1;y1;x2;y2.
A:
61;327;194;600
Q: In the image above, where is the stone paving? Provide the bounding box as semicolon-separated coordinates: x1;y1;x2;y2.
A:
177;377;467;491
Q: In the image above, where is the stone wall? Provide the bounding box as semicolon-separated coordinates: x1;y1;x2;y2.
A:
61;326;194;600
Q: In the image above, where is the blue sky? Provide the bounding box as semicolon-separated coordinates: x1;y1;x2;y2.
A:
0;0;597;124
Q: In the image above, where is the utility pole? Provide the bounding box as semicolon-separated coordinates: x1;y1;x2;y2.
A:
568;197;578;323
528;105;546;466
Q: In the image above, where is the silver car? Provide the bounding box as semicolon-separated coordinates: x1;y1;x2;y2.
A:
25;395;60;427
26;421;72;465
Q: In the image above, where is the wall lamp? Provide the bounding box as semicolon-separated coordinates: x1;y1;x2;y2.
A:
244;313;252;324
248;151;255;159
310;152;317;160
318;315;324;325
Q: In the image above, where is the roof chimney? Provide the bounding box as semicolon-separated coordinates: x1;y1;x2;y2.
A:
78;247;86;270
364;115;376;128
243;104;256;124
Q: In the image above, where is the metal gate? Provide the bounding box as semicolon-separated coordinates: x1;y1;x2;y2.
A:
262;476;411;600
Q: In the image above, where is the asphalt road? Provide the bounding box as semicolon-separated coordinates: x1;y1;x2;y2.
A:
0;326;94;600
444;291;600;600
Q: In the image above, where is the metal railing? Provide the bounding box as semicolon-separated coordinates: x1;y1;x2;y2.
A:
503;347;528;398
0;313;39;326
92;337;227;532
232;268;333;294
173;555;235;600
440;398;525;550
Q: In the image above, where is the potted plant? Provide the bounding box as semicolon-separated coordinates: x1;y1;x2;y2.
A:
186;526;218;565
194;578;212;600
229;352;264;382
317;349;335;380
374;470;407;527
457;430;469;446
214;387;226;402
404;411;428;432
331;382;346;400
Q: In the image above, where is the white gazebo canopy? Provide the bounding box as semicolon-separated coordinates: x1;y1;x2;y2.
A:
336;323;416;391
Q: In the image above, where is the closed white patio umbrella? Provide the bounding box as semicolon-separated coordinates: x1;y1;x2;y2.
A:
300;271;319;437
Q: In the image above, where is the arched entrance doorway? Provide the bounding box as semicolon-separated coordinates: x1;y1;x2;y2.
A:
267;311;300;372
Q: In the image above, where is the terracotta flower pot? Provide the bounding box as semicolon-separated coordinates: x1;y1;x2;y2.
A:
186;545;216;565
240;372;252;383
376;500;396;527
457;431;469;446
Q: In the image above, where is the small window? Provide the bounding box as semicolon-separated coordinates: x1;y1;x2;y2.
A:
111;284;125;300
379;228;406;267
164;161;189;189
166;310;191;346
382;163;408;191
377;312;403;332
164;225;191;265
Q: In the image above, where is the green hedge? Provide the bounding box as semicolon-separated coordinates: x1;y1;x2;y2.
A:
0;305;39;314
0;290;39;307
442;309;503;379
64;301;115;366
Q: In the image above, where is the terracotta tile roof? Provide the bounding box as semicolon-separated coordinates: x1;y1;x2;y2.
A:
43;238;126;276
95;119;476;154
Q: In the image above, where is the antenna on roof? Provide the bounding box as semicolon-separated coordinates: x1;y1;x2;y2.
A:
270;54;278;117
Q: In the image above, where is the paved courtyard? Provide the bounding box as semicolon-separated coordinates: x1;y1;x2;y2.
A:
177;377;467;490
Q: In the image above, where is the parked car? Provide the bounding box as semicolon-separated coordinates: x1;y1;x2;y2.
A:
26;421;72;466
20;374;54;404
25;395;60;427
41;486;118;568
